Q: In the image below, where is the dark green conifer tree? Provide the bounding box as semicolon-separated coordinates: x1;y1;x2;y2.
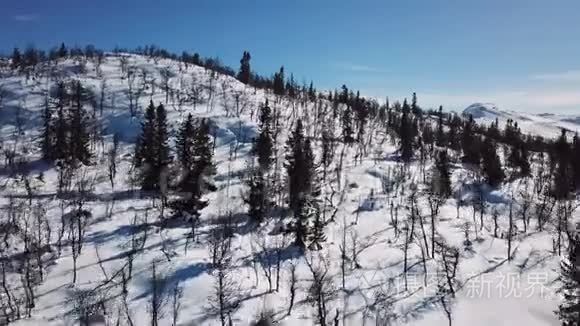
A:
58;42;68;59
273;66;285;96
68;81;92;166
399;99;414;162
11;47;22;69
41;94;54;160
237;51;251;84
558;235;580;325
552;129;572;199
436;105;446;146
285;120;321;248
53;81;69;162
245;101;275;224
432;150;452;197
254;101;274;171
171;117;215;217
342;104;355;144
135;101;171;192
462;115;481;165
572;133;580;189
481;137;505;187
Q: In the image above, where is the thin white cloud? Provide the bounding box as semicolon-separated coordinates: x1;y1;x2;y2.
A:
13;14;38;22
531;70;580;82
331;62;386;73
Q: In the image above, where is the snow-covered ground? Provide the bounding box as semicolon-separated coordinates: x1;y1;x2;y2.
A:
0;54;569;325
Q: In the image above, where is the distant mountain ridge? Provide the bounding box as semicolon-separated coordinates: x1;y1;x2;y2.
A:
462;102;580;138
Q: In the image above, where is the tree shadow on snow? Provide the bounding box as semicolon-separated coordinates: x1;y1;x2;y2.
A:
132;262;210;301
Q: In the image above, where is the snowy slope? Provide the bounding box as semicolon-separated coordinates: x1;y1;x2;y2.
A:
0;54;568;326
463;102;580;139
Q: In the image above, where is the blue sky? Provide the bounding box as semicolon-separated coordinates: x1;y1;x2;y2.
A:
2;0;580;113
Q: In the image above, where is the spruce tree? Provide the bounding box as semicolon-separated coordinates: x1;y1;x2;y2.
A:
53;81;69;162
462;115;481;165
244;169;271;224
432;150;452;198
254;101;274;171
342;104;355;144
321;126;334;182
286;120;306;214
176;113;195;170
503;119;520;145
40;95;54;160
191;118;216;194
68;80;92;166
354;92;368;143
172;114;197;216
436;105;445;147
237;51;251;84
411;92;422;118
135;101;163;191
339;85;349;104
300;139;321;249
273;66;285;96
553;129;573;199
58;42;68;59
487;118;501;140
155;103;171;174
558;235;580;325
23;46;39;67
481;137;505;187
305;137;324;250
508;141;531;177
245;101;275;224
285;120;321;248
172;118;215;217
308;81;316;101
286;73;296;98
572;133;580;189
11;48;21;70
518;142;531;177
399;99;414;162
447;114;462;151
135;101;171;192
303;139;318;199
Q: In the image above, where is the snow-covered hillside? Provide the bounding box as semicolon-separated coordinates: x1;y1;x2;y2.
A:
463;102;580;139
0;54;568;326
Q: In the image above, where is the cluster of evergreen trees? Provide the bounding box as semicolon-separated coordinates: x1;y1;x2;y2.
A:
134;101;215;219
245;101;274;224
41;80;92;167
285;120;325;250
173;114;216;218
390;101;540;187
134;101;172;192
244;102;325;250
11;43;102;70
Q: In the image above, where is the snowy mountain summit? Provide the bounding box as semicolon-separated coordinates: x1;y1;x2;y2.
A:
462;102;505;120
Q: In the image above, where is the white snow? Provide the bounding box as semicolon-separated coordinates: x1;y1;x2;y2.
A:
0;54;570;326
